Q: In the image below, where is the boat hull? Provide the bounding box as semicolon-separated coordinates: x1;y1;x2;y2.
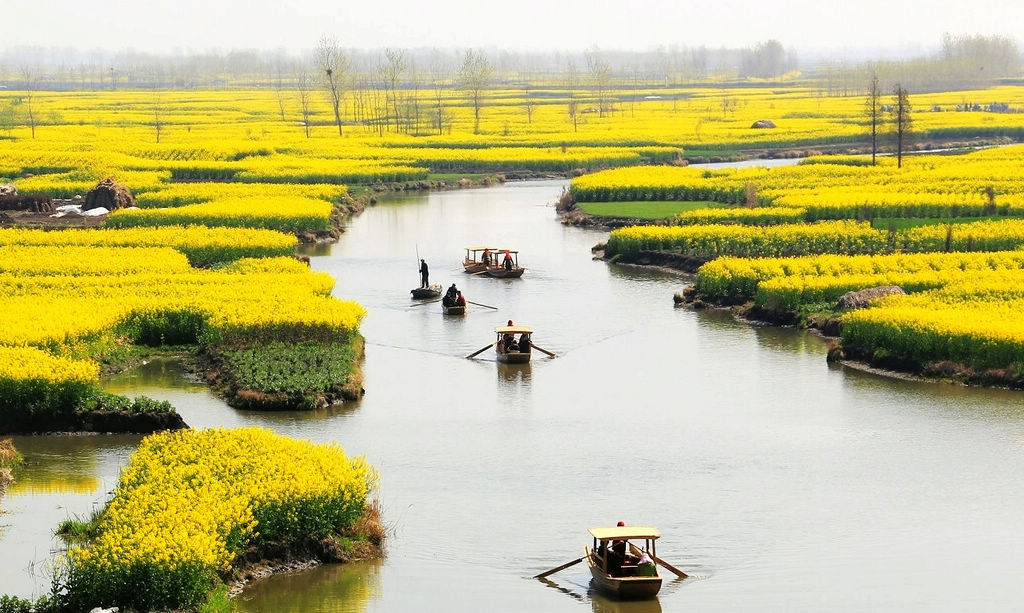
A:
495;350;530;364
486;267;525;279
411;285;441;299
586;550;662;600
463;261;487;274
443;305;466;315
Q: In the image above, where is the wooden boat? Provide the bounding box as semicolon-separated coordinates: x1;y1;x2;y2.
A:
464;246;498;274
584;526;663;599
495;324;532;363
410;284;441;299
443;304;466;315
487;250;525;278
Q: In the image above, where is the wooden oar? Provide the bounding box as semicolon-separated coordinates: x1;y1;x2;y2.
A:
530;344;557;358
411;298;442;306
465;342;495;359
466;300;498;310
654;555;688;578
469;269;491;276
533;556;584;579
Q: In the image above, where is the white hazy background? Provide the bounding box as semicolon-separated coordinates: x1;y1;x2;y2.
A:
5;0;1024;54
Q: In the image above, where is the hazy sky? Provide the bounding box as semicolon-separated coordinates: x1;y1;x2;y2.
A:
6;0;1023;55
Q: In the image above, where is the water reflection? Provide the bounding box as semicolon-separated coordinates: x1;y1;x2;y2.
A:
6;435;136;495
103;357;206;394
237;559;381;613
497;362;532;384
590;593;662;613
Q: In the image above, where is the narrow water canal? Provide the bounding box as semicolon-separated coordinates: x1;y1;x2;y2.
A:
3;180;1022;611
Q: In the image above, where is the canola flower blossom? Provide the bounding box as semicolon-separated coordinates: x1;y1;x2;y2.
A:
65;427;378;611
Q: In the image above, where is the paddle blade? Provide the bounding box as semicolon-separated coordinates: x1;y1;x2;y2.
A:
654;555;688;578
534;556;583;579
465;342;495;359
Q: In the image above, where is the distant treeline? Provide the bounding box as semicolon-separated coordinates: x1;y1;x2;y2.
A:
0;34;1019;94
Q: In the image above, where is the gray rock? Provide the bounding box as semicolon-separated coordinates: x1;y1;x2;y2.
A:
835;285;906;310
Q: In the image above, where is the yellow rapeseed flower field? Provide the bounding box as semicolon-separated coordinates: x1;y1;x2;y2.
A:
65;427;377;611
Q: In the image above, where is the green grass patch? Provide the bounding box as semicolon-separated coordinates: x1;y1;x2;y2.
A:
220;341;357;395
579;200;722;219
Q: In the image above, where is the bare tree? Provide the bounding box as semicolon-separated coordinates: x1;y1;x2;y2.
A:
380;48;407;133
585;48;612;117
19;66;37;139
458;49;492;134
315;35;349;136
429;51;451;135
891;84;913;168
865;71;881;165
523;89;535;124
297;73;312;138
273;63;288;122
566;57;581;132
153;92;164;143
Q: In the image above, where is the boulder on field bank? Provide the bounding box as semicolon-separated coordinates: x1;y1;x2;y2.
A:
84;177;135;211
750;119;777;129
835;285;906;311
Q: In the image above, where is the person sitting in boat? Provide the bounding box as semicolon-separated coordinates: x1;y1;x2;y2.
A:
502;250;514;271
501;320;517;352
637;552;657;576
443;283;458;307
518;333;530;353
455;291;466;307
607;520;627;575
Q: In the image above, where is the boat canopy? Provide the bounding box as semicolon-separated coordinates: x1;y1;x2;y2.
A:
495;325;533;334
589;526;660;541
465;246;498;252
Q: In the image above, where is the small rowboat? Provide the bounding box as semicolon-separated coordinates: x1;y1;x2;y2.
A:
464;246;498;274
443;304;466;315
487;249;525;278
584;526;663;599
495;324;532;363
411;284;441;300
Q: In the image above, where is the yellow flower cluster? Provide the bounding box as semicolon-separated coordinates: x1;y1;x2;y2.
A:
572;145;1024;222
0;345;99;383
697;251;1024;305
606;221;885;259
0;245;192;276
108;196;333;232
0;226;298;266
843;291;1024;368
0;256;363;349
67;427;377;609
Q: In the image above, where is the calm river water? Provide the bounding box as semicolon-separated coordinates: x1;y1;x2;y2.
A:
2;179;1023;612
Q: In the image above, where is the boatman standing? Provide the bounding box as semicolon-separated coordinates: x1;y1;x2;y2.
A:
419;259;429;288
